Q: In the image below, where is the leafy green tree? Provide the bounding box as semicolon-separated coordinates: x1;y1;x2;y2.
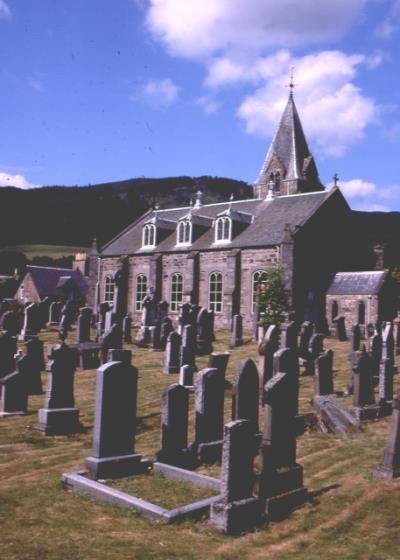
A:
257;267;289;328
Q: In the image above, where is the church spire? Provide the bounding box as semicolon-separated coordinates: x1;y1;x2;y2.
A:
254;88;324;199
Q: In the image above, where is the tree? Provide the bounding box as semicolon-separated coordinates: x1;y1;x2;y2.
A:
257;267;289;328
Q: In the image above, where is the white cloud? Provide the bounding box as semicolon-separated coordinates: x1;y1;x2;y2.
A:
236;50;378;156
0;0;10;19
375;0;400;38
331;178;377;197
0;172;40;189
196;95;220;115
146;0;366;59
138;78;179;107
327;178;400;212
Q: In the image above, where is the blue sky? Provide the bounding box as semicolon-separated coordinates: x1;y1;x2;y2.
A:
0;0;399;211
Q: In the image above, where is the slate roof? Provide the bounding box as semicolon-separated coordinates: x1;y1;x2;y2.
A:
24;266;88;298
254;92;322;191
101;188;338;256
327;270;389;295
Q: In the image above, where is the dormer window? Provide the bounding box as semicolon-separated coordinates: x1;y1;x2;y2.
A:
142;224;156;248
215;216;232;243
177;219;192;245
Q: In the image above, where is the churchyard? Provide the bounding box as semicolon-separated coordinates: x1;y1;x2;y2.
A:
1;321;400;560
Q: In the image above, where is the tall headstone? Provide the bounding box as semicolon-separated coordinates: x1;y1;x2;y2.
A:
98;302;110;333
180;324;197;369
101;324;123;363
196;308;213;356
36;339;82;435
298;322;314;359
85;361;150;478
158;300;170;326
373;394;400;479
191;367;225;463
210;420;260;534
25;337;45;395
232;358;259;431
0;351;28;416
272;348;300;416
258;325;280;404
378;358;393;406
208;352;230;380
307;333;325;375
314;350;334;396
38;297;51;330
148;325;161;350
20;303;40;341
0;331;17;379
382;322;395;372
178;302;192;335
48;301;62;326
155;383;192;468
280;321;298;353
122;315;132;343
76;307;92;344
159;318;173;351
179;364;194;387
230;314;243;348
351;348;380;420
163;331;181;374
369;331;382;383
333;315;347;341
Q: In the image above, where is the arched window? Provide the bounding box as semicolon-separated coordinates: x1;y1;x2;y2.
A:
331;300;338;323
135;274;147;311
177;220;191;245
358;300;365;324
215;216;231;242
170;273;183;311
208;272;223;313
104;275;115;305
142;224;156;248
252;270;268;313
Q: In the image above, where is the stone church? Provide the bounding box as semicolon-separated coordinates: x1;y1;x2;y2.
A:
87;90;398;332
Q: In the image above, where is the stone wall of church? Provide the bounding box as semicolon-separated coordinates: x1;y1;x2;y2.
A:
325;294;379;334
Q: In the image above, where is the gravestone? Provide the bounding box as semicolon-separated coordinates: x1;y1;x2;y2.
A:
280;321;298;353
314;349;334;396
178;302;192;335
25;337;45;395
163;331;181;374
306;333;325;375
373;394;400;479
351;348;380;420
191;367;225;463
38;297;51;329
85;361;150;478
1;310;20;336
333;315;347;341
382;322;395;373
76;307;92;344
160;318;174;351
299;321;314;359
0;351;28;416
230;314;243;348
107;349;132;365
272;348;300;417
179;364;194;387
231;358;259;431
60;301;76;333
312;395;363;437
155;383;193;468
208;352;230;380
48;301;62;326
36;338;83;435
122;315;132;343
158;300;170;326
369;331;382;384
196;308;213;356
259;369;308;520
258;325;280;404
0;331;17;379
180;324;196;369
20;303;40;341
210;420;260;534
378;358;393;409
101;324;123;363
98;302;110;333
148;325;161;350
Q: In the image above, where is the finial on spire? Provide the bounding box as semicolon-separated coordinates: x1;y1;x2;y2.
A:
333;173;339;187
288;65;295;94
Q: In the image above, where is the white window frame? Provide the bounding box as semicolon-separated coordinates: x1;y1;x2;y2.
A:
176;220;192;246
142;224;156;248
135;274;147;311
208;271;223;313
252;270;268;314
104;275;115;305
170;272;184;312
215;216;232;243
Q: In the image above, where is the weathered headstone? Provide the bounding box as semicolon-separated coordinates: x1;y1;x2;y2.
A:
178;302;192;335
38;297;51;329
25;337;45;395
280;321;298;353
155;383;192;468
230;314;243;348
107;349;132;365
351;348;380;420
333;315;347;341
272;348;300;416
158;300;169;325
378;358;393;408
85;361;150;478
122;315;132;343
258;325;280;403
314;349;334;396
101;324;123;363
0;351;28;416
48;301;62;326
98;302;110;333
196;308;213;356
298;321;314;359
307;333;325;375
148;325;161;350
0;331;17;379
208;351;230;380
159;318;173;351
179;364;194;387
76;307;92;344
20;303;40;341
232;358;259;431
36;339;82;435
180;324;197;368
382;322;395;372
1;310;20;336
210;420;260;534
163;331;181;374
191;367;225;463
373;394;400;479
369;331;382;383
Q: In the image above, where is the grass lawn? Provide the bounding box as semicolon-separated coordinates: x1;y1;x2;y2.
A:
1;329;400;560
1;244;90;259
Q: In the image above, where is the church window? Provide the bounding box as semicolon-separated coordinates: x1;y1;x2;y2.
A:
177;220;191;245
135;274;147;311
208;272;223;313
142;224;156;248
170;273;183;312
331;300;338;323
358;300;365;324
104;275;115;305
252;270;268;313
215;216;231;243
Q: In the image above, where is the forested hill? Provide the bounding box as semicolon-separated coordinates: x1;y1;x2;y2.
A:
0;176;252;247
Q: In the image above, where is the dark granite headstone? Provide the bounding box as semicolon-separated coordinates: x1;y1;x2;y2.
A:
163;331;181;374
101;324;123;363
25;337;45;395
0;331;17;379
314;349;334;396
107;349;132;365
76;307;92;344
258;325;280;404
230;314;243;348
20;302;40;341
333;315;347;341
232;358;259;431
148;325;161;350
0;352;28;416
373;394;400;479
160;318;173;351
158;300;169;325
122;315;132;343
180;324;196;368
1;310;20;336
210;420;260;534
179;364;194;387
369;331;382;384
280;321;298;352
196;308;213;356
85;361;150;478
208;352;230;380
272;348;300;416
299;321;314;359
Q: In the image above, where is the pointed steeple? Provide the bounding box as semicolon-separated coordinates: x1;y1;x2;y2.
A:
254;91;324;199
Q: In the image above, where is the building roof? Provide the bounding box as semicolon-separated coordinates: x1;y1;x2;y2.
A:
254;92;323;192
327;270;389;295
23;266;88;299
101;188;339;256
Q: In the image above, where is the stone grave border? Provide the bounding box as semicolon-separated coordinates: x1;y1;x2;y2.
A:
62;462;220;524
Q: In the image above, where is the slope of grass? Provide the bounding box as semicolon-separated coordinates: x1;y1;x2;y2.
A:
1;329;400;560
